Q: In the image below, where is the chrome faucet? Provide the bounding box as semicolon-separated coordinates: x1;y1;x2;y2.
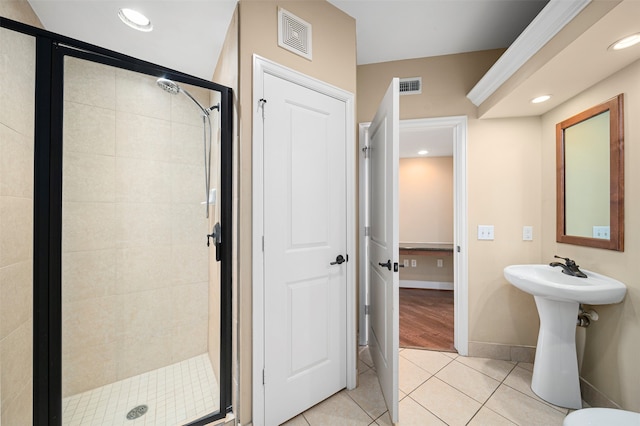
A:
550;255;587;278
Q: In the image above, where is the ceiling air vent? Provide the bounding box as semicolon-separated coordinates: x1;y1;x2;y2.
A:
278;8;312;60
399;77;422;95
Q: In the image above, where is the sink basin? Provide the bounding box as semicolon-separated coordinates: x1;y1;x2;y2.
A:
504;264;626;304
504;264;626;409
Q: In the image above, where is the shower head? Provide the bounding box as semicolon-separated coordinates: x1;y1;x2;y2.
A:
156;77;180;95
156;77;215;117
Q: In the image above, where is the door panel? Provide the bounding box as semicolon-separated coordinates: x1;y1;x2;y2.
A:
289;277;330;374
263;72;347;425
289;103;330;246
368;78;400;424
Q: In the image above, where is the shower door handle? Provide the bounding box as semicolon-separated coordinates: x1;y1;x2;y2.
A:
207;222;222;262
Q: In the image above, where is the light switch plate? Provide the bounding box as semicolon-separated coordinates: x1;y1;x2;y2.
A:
478;225;494;240
523;226;533;241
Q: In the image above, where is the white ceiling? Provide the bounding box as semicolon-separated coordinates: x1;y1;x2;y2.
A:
327;0;548;65
27;0;238;80
27;0;547;80
400;125;453;158
475;0;640;118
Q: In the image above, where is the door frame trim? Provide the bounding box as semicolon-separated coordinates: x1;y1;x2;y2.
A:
251;55;357;426
358;116;469;355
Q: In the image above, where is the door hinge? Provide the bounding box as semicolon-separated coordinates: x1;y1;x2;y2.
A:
259;98;267;118
262;368;265;385
364;226;370;236
457;245;461;253
364;304;370;315
362;146;370;158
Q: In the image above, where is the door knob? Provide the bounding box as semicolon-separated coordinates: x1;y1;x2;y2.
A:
378;259;391;270
330;254;346;265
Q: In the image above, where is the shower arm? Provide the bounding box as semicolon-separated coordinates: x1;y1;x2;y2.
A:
180;87;209;117
180;87;220;117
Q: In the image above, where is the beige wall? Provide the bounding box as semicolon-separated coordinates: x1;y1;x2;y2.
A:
357;50;504;124
399;157;455;284
541;59;640;411
399;253;454;284
227;1;356;423
61;57;211;396
467;116;542;345
0;24;36;426
399;156;453;243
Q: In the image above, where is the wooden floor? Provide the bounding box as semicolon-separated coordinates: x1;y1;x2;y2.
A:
399;288;455;352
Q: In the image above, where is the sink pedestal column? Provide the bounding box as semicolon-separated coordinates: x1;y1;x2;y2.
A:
532;296;582;409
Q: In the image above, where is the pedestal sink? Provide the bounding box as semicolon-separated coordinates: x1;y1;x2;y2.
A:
504;264;626;409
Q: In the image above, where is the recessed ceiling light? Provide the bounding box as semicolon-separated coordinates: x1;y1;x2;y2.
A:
531;95;551;104
418;150;429;155
609;33;640;51
118;8;153;32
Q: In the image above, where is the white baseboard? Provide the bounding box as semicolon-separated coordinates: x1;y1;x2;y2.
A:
400;280;454;290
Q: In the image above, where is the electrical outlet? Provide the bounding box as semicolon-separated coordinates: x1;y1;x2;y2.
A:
437;259;443;268
403;259;409;267
411;259;417;267
478;225;494;240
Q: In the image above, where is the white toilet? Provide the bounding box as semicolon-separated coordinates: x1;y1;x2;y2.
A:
563;408;640;425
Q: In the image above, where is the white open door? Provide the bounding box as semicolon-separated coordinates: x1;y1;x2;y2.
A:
368;78;400;423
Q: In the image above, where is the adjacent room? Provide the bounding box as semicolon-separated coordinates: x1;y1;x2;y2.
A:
398;124;455;352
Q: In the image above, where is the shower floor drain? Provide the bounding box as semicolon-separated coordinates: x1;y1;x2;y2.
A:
126;405;148;420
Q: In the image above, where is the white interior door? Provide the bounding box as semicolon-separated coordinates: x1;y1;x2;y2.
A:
262;72;347;425
368;79;400;423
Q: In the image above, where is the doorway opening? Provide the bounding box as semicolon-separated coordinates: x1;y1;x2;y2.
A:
398;127;455;351
358;116;468;356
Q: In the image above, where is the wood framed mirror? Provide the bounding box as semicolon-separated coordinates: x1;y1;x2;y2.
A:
556;93;624;251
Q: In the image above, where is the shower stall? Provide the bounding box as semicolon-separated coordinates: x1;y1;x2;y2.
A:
0;17;232;426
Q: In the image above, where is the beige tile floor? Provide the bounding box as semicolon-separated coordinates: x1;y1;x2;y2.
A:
282;347;576;426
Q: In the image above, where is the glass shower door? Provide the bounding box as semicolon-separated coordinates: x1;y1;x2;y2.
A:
60;55;223;425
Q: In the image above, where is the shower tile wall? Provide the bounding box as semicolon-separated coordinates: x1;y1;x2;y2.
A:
62;57;211;397
0;28;35;425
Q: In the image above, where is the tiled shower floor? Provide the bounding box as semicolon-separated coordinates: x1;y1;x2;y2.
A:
62;354;219;426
